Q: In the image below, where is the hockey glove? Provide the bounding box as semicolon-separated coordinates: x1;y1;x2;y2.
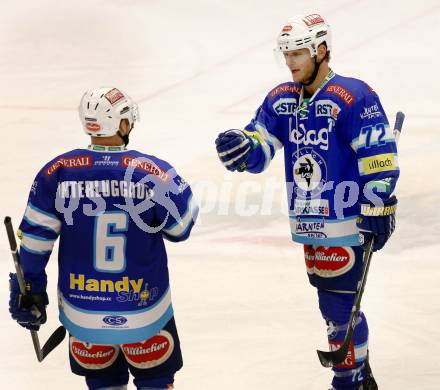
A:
9;273;48;331
357;195;397;252
215;129;255;172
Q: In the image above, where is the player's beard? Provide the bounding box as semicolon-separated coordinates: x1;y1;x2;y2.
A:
300;61;317;85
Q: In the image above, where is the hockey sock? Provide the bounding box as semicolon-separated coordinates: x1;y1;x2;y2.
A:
86;374;129;390
134;376;174;390
318;289;369;390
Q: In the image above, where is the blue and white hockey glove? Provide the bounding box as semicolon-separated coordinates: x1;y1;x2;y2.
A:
9;273;48;331
357;195;397;252
215;129;255;172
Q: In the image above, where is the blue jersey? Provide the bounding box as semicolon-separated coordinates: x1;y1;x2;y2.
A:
243;71;399;246
18;145;198;344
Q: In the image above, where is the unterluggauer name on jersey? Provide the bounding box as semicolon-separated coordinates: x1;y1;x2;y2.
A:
56;180;153;200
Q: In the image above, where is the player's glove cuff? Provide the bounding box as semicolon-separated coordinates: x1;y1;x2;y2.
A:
360;196;397;217
357;195;397;252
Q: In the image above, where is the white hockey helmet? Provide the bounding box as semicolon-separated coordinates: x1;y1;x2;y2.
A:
79;87;139;137
275;14;332;57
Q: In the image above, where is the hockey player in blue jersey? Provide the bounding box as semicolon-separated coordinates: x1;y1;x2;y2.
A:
215;14;399;390
9;87;198;390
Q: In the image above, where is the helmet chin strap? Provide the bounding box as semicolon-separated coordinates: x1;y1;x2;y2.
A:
303;56;322;87
117;123;133;146
117;130;130;146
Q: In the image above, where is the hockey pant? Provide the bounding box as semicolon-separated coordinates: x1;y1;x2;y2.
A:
69;317;182;390
304;245;369;390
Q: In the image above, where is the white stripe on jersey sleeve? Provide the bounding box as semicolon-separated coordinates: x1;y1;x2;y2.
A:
254;122;282;170
25;203;61;234
21;233;57;254
255;121;283;150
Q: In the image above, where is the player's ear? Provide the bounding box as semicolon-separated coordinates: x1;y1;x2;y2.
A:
317;42;330;62
317;43;327;62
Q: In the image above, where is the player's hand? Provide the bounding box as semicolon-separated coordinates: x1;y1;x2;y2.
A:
215;129;253;172
9;273;48;331
357;195;397;252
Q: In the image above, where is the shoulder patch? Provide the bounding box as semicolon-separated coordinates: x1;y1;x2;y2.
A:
45;155;93;176
270;84;301;98
121;156;169;182
325;84;355;107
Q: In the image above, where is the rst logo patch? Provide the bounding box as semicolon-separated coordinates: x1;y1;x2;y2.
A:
272;98;297;115
315;99;341;119
303;246;355;277
122;330;174;369
70;336;119;369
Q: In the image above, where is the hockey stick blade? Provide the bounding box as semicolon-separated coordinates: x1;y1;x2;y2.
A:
317;338;351;368
4;216;66;362
40;326;66;361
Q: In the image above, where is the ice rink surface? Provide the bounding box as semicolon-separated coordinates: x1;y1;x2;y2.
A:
1;0;439;388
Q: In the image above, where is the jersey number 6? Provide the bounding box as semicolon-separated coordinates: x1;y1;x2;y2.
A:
94;212;128;273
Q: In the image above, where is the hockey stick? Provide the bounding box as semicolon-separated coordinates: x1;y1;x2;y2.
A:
4;216;66;362
316;111;405;368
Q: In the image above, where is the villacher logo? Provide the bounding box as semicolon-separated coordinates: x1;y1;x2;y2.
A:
122;330;174;369
70;338;119;369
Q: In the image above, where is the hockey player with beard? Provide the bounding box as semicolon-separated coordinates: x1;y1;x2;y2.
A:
9;87;198;390
215;14;399;390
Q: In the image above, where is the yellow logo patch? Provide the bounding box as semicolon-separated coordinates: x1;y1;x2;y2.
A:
359;153;398;175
